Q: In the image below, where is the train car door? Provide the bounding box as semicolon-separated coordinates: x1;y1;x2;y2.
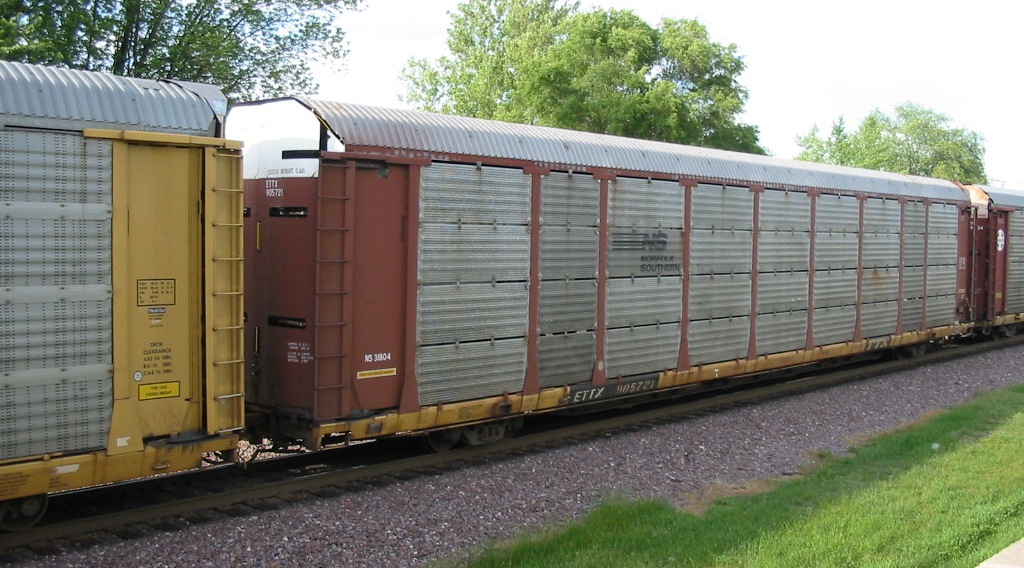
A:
988;209;1010;316
316;159;408;419
968;209;990;320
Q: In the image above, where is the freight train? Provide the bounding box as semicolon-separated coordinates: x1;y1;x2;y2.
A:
2;61;1023;530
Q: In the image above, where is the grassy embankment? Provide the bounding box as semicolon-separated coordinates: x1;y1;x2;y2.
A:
457;384;1024;567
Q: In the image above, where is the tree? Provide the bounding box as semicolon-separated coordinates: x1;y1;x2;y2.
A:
797;102;987;183
401;0;763;154
0;0;363;100
401;0;576;123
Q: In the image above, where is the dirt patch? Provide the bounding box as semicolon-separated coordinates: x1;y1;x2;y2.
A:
674;476;796;515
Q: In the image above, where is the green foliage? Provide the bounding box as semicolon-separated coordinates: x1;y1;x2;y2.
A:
0;0;362;100
402;0;764;153
797;102;987;183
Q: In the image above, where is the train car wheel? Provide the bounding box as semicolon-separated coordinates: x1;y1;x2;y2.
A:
895;343;928;359
0;495;48;531
425;430;460;452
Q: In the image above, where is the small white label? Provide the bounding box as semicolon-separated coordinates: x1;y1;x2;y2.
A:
133;370;143;382
53;464;80;475
117;436;132;447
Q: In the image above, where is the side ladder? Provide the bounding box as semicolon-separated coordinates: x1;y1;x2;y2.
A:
313;161;351;420
204;146;246;436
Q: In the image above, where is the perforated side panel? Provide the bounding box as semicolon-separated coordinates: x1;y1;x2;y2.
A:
416;163;529;404
538;172;599;388
1007;212;1024;312
0;129;112;460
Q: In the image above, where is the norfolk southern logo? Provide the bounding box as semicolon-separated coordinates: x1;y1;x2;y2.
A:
612;230;668;251
611;230;681;275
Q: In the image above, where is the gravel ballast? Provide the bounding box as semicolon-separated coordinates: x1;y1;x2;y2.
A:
9;344;1024;567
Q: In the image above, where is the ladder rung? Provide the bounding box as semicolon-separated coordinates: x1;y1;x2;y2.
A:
213;359;244;366
213;223;244;227
212;291;243;296
213;187;244;193
213;325;244;331
214;392;245;400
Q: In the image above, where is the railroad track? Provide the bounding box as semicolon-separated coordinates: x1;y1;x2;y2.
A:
2;335;1020;557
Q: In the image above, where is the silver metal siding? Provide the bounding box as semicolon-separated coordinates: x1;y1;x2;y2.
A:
690;229;753;274
862;234;900;268
757;310;808;354
757;271;809;313
926;295;957;326
418;224;530;284
760;189;811;232
0;60;219;135
927;233;958;265
927;264;957;297
758;231;810;272
688;317;750;364
862;267;899;303
608;177;684;228
814;232;859;270
417;339;526;405
606;276;682;328
691;184;753;230
417;282;528;345
861;301;898;337
905;202;927;234
929;203;960;234
538;333;595;387
904;266;925;299
1008;226;1024;312
539;279;597;333
903;298;924;331
863;199;901;233
297;98;967;203
2;369;111;461
904;235;926;267
540;226;599;279
813;269;857;308
542;172;599;227
815;194;861;233
420;163;531;225
1;129;112;460
813;305;856;344
416;161;530;404
689;273;751;319
605;324;680;377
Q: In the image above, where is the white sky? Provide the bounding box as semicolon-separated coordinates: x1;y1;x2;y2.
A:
317;0;1023;186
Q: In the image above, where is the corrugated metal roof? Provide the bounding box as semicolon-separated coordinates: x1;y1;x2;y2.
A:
979;185;1024;209
0;61;222;136
291;97;966;202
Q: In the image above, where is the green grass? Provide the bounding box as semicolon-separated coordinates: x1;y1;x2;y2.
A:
452;384;1024;568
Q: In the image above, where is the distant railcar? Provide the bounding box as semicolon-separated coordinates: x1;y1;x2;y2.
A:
960;184;1024;333
0;61;244;530
226;98;980;451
